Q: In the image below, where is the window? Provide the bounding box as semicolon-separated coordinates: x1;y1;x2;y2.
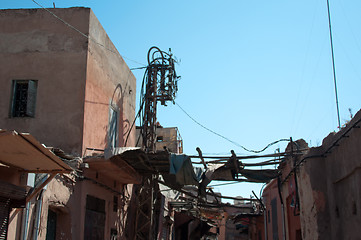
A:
156;136;164;142
84;195;105;240
109;106;118;148
113;196;118;212
11;80;37;117
46;209;57;240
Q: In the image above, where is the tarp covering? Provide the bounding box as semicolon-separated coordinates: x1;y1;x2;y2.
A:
158;176;181;199
169;153;200;186
199;164;279;198
238;169;279;182
107;149;201;187
209;164;234;181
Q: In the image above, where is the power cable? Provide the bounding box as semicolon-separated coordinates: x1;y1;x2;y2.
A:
290;2;319;136
208;181;241;187
175;102;290;153
124;99;145;147
130;66;148;71
31;0;146;67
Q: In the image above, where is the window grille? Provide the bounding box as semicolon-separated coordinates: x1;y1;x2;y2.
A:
11;80;37;117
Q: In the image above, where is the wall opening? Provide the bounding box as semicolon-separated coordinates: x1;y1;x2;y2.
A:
84;195;105;240
45;209;57;240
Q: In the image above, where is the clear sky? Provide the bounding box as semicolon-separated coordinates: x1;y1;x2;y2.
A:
3;0;361;201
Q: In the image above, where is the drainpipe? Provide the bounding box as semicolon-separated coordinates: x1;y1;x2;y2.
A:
20;202;30;240
264;209;267;240
281;204;286;240
277;177;286;240
32;174;49;240
33;189;45;240
260;184;267;240
21;173;35;240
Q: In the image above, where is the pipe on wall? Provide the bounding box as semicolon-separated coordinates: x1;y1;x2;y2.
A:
20;202;30;240
277;177;286;240
33;189;45;240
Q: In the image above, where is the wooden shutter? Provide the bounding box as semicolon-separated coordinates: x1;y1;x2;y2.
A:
26;80;37;117
0;197;11;240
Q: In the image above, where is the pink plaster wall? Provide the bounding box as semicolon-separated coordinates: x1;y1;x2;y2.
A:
262;179;283;240
0;7;137;240
0;8;89;156
0;8;136;156
82;10;136;153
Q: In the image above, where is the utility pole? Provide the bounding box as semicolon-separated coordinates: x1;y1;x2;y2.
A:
141;46;178;153
134;47;179;239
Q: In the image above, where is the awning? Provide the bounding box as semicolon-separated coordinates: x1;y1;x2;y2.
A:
0;130;72;173
110;148;170;174
84;156;141;184
108;148;201;187
238;169;279;182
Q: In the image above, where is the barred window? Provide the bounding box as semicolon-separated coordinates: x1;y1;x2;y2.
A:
11;80;37;117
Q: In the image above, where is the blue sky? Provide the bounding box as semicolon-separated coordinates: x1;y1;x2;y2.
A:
3;0;361;200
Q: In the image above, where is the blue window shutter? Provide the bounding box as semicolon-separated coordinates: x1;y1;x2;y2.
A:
109;106;118;148
26;80;37;117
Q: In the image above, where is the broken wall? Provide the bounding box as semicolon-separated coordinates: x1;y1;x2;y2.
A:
298;109;361;240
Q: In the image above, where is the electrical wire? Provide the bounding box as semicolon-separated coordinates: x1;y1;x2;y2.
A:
31;0;146;67
130;66;148;71
208;181;241;187
175;102;290;153
124;99;145;147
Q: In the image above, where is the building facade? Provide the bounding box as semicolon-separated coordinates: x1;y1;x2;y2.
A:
258;110;361;240
136;126;183;154
296;110;361;240
0;7;138;240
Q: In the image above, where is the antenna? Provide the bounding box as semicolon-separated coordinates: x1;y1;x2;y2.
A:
326;0;341;129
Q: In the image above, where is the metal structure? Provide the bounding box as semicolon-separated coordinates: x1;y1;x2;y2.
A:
140;46;178;153
134;47;179;240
